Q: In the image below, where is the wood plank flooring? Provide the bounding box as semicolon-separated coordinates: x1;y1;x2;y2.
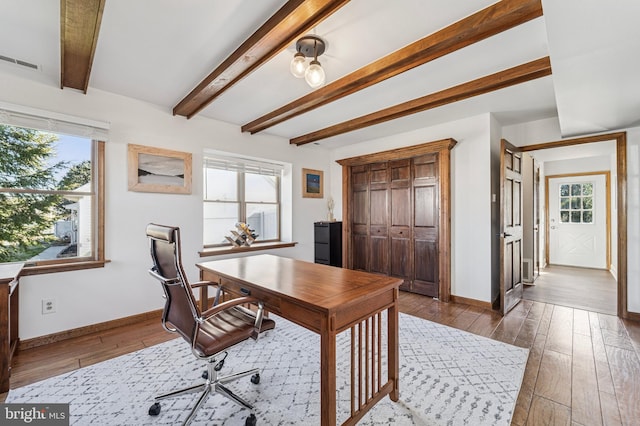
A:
2;292;640;425
524;265;617;315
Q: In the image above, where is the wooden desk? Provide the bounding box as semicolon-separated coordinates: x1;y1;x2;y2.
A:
0;262;23;393
197;254;401;426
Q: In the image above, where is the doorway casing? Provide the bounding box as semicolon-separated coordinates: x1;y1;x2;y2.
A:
520;131;630;319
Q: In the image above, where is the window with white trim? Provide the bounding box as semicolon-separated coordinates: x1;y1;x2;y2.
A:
559;182;594;223
203;154;283;247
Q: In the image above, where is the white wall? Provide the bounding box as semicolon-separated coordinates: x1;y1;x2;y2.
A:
330;114;494;303
0;73;333;339
626;127;640;313
544;155;612;175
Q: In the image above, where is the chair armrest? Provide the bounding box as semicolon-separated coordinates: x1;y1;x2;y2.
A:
190;280;218;289
191;280;222;307
200;296;260;320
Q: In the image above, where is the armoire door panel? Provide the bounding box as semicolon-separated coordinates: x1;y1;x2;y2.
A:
370;225;388;237
390;237;410;278
370;162;389;186
414;239;438;297
353;234;369;271
370;189;388;225
390;159;410;185
352;223;368;235
353;190;368;225
370;236;389;274
413;227;437;241
414;185;437;228
389;226;410;239
413;154;438;181
352;164;368;188
412;280;438;297
391;187;410;226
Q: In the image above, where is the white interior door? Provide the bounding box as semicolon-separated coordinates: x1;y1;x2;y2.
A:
548;174;607;268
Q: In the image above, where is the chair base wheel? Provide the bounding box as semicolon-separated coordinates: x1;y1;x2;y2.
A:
250;373;260;384
148;402;161;416
245;413;257;426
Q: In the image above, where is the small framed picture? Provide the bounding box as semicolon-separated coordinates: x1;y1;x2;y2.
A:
302;168;323;198
127;144;192;194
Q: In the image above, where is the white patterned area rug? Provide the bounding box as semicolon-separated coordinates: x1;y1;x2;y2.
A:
7;313;528;425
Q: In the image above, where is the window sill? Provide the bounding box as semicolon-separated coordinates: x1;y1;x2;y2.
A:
199;241;297;257
20;260;110;276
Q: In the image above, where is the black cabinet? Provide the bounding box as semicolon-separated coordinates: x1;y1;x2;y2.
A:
314;221;342;267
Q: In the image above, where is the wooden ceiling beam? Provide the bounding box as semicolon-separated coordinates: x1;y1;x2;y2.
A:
60;0;105;93
290;57;552;146
173;0;350;119
242;0;543;134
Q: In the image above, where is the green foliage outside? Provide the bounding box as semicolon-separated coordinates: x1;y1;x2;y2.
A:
0;125;90;262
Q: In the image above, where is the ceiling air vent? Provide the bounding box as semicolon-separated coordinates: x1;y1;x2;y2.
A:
0;54;39;70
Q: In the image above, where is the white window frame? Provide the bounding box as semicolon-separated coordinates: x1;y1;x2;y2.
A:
203;153;284;247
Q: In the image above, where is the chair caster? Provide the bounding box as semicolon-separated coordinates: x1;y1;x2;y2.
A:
245;413;257;426
250;373;260;384
202;370;208;379
148;402;161;416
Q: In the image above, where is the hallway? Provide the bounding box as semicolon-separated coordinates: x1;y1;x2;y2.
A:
524;265;617;315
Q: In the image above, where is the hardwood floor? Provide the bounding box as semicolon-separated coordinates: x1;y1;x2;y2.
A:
524;265;617;315
2;292;640;425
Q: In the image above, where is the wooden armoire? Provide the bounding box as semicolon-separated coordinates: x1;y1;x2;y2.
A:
337;139;455;300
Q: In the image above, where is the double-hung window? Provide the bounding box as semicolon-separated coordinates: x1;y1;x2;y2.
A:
203;153;283;247
0;104;107;272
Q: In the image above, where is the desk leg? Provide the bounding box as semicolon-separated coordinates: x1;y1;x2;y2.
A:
389;289;399;401
320;315;337;426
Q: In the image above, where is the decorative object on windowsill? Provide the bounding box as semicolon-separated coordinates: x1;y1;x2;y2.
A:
225;222;259;247
290;35;326;88
327;196;335;222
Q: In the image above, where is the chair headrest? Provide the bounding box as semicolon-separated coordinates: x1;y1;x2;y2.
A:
146;223;179;243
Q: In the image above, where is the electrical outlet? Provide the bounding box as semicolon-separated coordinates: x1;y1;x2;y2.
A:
42;298;56;314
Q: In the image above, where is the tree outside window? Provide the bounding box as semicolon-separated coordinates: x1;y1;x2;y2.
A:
0;124;96;264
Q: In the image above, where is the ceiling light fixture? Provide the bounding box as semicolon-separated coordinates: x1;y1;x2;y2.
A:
290;35;326;88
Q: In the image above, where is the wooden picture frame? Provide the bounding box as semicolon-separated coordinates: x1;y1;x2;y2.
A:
127;144;192;194
302;168;323;198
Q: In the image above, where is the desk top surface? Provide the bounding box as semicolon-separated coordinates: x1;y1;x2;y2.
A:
197;254;401;311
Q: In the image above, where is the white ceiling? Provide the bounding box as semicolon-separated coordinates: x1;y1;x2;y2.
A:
1;0;639;151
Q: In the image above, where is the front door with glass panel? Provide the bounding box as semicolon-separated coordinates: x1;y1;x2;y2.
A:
547;174;607;269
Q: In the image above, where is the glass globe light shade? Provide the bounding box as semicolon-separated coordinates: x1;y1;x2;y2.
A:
305;60;325;88
290;52;307;78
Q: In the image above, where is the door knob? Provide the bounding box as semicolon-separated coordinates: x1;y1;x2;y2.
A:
497;232;512;238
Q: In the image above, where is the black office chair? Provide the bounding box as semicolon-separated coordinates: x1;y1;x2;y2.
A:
145;223;275;426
